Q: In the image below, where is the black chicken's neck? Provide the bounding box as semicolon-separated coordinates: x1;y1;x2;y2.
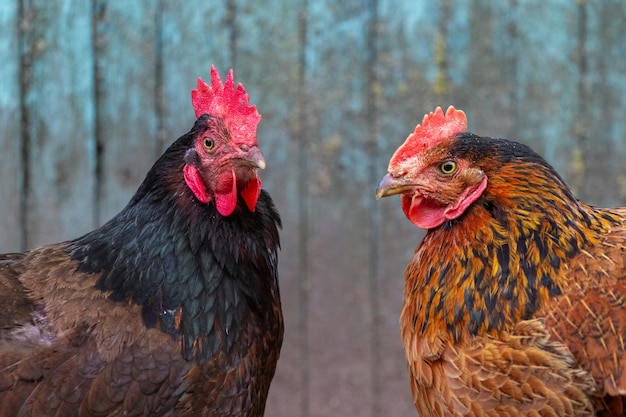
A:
68;148;282;362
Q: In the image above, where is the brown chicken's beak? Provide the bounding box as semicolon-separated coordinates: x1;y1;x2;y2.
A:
375;173;415;199
241;145;266;170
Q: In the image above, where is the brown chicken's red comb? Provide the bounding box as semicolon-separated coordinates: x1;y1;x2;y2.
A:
191;65;261;147
390;106;467;166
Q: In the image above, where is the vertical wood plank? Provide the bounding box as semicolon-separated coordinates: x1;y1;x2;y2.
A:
289;2;312;412
578;0;626;206
365;2;381;414
94;0;159;224
302;2;376;415
21;0;96;248
159;1;232;148
501;1;578;171
0;1;23;252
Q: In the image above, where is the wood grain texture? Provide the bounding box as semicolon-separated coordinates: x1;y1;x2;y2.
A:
0;1;23;252
94;0;160;225
301;2;378;416
21;0;97;248
159;1;231;146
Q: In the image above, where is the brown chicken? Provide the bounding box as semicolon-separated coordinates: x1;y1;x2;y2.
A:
376;106;626;416
0;67;283;416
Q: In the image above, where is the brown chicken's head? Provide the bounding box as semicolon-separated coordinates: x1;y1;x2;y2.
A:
376;106;487;229
183;66;264;216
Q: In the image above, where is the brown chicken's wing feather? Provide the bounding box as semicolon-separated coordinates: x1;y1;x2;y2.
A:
406;320;595;417
544;216;626;413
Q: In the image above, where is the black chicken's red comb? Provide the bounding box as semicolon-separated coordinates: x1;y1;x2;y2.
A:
191;66;261;147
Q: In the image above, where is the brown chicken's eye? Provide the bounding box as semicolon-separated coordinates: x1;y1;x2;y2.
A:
439;161;456;175
203;137;215;150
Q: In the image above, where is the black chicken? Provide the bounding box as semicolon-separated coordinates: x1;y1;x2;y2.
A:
0;66;283;417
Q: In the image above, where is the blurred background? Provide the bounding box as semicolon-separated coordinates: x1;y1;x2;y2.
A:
1;0;626;416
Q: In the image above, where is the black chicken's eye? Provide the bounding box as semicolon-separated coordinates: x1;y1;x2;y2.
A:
203;137;215;150
439;161;456;175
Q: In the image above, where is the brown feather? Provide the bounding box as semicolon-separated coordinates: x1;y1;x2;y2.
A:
543;208;626;404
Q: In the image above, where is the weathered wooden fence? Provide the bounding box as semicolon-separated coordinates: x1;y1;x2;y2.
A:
1;1;626;416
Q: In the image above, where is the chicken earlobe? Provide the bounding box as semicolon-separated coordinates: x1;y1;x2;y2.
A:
400;175;488;229
442;175;488;221
183;164;210;204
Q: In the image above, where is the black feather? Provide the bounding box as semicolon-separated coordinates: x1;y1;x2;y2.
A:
68;115;282;363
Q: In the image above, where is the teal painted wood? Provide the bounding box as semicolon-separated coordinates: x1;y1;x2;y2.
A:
94;0;160;225
0;0;22;252
298;2;382;416
160;1;233;147
577;1;626;204
21;0;97;248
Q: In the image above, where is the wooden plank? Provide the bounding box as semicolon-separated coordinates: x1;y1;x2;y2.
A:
0;1;23;252
299;2;378;415
94;0;159;224
159;1;232;147
495;1;578;172
21;0;96;248
577;1;626;206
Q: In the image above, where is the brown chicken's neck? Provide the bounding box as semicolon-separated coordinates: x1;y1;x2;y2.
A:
404;162;619;343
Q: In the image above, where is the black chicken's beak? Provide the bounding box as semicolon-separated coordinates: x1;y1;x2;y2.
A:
375;173;415;199
240;145;266;170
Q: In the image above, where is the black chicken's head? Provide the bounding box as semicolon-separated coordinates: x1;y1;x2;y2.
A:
182;114;265;216
182;66;264;216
